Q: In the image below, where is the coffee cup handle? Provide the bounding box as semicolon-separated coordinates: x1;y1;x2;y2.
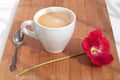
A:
21;20;39;40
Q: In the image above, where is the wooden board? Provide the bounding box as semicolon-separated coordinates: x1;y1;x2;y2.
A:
0;0;120;80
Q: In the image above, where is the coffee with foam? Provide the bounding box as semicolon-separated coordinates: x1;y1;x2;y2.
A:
37;12;72;28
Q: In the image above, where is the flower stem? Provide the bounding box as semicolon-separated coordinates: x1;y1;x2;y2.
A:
19;52;84;76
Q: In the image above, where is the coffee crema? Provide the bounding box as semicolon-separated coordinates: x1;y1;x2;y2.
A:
37;12;72;28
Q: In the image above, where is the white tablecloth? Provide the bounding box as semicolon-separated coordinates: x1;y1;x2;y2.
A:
0;0;19;61
0;0;120;62
105;0;120;61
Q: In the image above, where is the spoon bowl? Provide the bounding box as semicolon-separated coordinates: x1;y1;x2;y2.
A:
13;30;24;45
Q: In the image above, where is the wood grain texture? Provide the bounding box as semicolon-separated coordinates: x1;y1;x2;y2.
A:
0;0;120;80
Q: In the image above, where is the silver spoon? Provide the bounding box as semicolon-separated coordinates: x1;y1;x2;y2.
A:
10;30;24;72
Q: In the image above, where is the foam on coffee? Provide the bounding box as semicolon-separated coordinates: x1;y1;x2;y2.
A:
37;11;72;28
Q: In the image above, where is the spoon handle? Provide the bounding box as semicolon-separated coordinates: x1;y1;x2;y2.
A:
10;45;20;72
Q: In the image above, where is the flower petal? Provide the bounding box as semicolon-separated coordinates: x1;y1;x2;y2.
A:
92;53;113;66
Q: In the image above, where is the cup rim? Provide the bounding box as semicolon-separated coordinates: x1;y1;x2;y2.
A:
34;6;76;30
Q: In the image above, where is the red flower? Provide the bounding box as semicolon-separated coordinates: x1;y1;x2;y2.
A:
82;29;113;66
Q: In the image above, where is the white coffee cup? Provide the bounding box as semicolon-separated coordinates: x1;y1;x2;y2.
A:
21;7;76;53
